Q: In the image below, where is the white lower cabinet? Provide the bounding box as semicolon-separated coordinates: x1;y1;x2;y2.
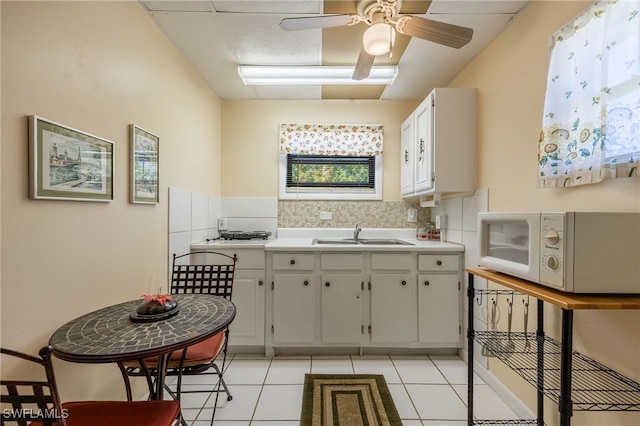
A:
417;254;461;346
321;274;363;344
272;273;315;344
370;273;417;343
418;274;459;345
266;250;462;354
229;269;265;346
196;248;266;347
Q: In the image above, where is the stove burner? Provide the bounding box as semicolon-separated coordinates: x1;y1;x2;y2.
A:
220;231;272;240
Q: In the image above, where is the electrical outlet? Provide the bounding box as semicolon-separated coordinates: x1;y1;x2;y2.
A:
435;215;446;229
319;211;333;220
217;218;228;230
407;208;418;223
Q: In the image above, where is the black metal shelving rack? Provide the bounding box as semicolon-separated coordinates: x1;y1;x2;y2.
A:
466;268;640;426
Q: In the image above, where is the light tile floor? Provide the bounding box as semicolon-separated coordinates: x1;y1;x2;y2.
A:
168;353;518;425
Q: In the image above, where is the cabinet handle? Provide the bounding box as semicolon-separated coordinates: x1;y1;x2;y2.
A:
290;259;296;265
404;150;409;163
325;282;331;287
419;138;425;155
424;281;430;286
304;280;309;286
258;280;264;286
401;280;407;286
437;260;443;266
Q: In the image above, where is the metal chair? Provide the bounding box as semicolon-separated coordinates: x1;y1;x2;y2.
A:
1;345;180;426
119;251;236;424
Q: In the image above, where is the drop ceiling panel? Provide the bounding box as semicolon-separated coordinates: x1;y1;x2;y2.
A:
381;12;516;99
217;14;321;65
212;0;323;14
149;10;256;99
140;1;530;100
141;1;214;12
428;0;528;14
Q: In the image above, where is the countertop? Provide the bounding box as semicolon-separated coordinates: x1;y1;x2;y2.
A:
191;228;464;252
264;237;463;252
191;238;274;250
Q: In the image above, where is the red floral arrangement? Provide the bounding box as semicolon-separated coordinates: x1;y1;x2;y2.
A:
142;293;173;305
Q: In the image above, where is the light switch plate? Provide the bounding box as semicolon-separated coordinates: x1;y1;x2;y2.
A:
218;218;228;230
407;208;418;223
320;211;333;220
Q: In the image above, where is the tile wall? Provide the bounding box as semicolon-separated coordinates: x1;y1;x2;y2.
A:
430;188;490;369
277;200;430;228
167;188;278;265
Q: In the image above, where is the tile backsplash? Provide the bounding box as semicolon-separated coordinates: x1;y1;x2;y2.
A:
277;200;429;228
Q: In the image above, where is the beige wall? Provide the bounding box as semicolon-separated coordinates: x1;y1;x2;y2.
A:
221;100;418;200
452;2;640;425
1;1;222;401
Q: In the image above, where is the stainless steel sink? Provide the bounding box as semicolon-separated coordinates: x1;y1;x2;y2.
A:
312;238;414;246
358;239;414;245
312;239;359;245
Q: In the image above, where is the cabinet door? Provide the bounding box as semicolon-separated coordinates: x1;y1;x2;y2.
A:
370;274;417;343
400;114;415;195
321;274;363;344
418;274;459;345
228;269;265;346
414;95;434;192
273;274;315;344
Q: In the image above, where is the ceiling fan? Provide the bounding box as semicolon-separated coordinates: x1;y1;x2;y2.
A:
279;0;474;81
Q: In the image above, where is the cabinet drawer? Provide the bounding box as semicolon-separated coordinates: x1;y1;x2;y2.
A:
371;253;414;271
321;253;362;270
418;254;458;271
272;253;314;270
193;249;265;269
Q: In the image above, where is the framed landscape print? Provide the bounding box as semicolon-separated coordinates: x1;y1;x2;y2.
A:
130;125;159;204
29;116;114;202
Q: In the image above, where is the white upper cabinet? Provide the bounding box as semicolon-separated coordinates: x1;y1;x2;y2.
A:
400;114;415;195
401;88;477;199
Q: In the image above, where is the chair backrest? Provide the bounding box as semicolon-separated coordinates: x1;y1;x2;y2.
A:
170;251;237;300
1;346;66;426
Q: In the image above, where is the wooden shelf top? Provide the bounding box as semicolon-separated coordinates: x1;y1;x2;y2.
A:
466;268;640;310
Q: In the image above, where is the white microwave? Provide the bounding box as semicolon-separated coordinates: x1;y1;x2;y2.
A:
478;212;640;293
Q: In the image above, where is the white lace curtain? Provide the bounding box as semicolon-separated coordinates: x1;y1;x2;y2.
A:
538;0;640;188
279;124;384;156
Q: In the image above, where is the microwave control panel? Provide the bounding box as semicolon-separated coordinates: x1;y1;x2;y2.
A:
539;213;567;288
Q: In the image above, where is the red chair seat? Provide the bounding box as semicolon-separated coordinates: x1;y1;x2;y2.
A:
169;332;224;366
123;331;225;369
28;400;180;426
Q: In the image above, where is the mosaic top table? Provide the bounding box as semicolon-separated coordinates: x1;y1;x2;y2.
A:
49;293;235;399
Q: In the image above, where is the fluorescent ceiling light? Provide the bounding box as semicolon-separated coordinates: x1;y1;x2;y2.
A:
237;65;398;86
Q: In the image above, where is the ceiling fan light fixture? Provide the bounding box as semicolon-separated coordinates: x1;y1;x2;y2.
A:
237;65;398;85
362;23;396;56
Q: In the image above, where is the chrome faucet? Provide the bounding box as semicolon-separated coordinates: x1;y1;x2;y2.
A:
353;224;362;241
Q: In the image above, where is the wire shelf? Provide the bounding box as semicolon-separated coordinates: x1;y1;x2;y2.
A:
474;331;640;411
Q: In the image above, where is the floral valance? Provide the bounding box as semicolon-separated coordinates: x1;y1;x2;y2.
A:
279;124;383;156
538;0;640;188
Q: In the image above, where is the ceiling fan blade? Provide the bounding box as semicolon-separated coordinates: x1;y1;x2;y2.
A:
280;14;359;31
396;16;473;49
352;49;375;81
